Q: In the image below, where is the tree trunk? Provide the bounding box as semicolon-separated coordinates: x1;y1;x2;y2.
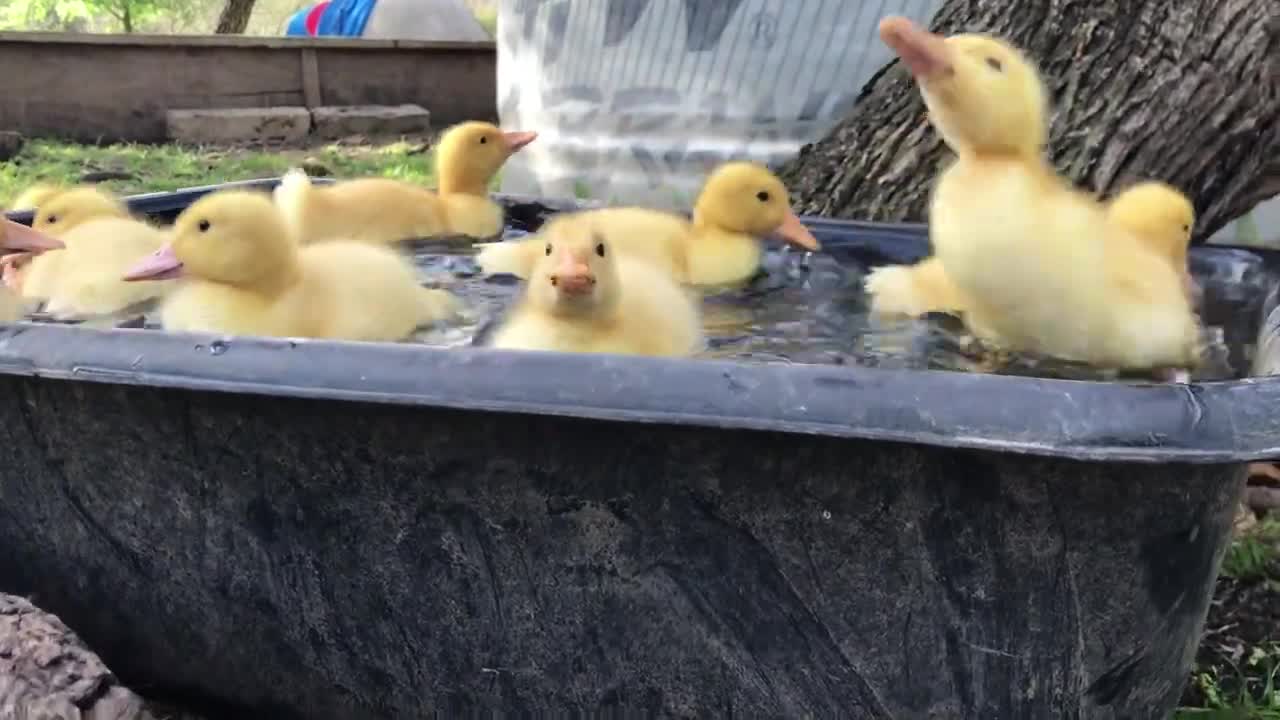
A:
778;0;1280;242
214;0;257;34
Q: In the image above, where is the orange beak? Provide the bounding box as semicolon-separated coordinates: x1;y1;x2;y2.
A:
503;131;538;153
773;210;821;251
879;16;952;79
549;253;595;296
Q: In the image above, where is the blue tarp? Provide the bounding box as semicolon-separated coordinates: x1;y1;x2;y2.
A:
316;0;377;36
284;0;377;37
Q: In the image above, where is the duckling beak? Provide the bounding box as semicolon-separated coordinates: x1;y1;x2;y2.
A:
503;131;538;153
0;218;63;254
549;256;595;296
879;16;952;79
123;243;185;282
773;211;821;251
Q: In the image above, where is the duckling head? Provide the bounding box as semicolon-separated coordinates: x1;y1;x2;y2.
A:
693;162;821;251
1108;182;1195;266
879;16;1047;157
123;191;298;291
436;121;538;196
33;186;130;234
526;215;621;317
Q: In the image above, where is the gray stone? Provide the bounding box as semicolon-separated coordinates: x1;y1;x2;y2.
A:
0;131;24;162
310;104;431;140
165;107;311;144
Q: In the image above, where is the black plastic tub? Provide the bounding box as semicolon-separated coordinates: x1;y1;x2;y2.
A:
0;179;1277;719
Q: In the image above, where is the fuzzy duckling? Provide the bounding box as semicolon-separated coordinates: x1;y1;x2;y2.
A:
866;182;1198;321
1106;181;1198;301
123;190;458;341
478;161;820;288
7;186;173;317
879;16;1200;372
274;121;536;245
4;185;128;294
0;218;64;321
489;213;703;357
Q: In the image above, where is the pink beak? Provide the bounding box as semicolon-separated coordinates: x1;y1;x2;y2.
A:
503;131;538;153
0;218;63;254
879;16;953;79
123;243;185;282
773;210;822;251
549;254;595;296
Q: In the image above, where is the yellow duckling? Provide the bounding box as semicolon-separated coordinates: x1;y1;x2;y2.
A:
122;190;458;341
274;121;536;245
12;186;173;318
478;161;821;287
1105;181;1197;300
879;16;1199;372
489;213;703;356
0;218;64;321
865;182;1197;320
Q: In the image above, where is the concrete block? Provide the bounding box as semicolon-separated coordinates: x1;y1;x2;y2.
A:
310;104;431;140
166;107;311;144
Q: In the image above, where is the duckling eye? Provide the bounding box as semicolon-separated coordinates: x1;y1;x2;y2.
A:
756;191;770;202
479;136;488;145
595;242;606;257
45;215;56;224
197;219;211;233
544;243;552;256
985;57;1003;71
1183;224;1191;232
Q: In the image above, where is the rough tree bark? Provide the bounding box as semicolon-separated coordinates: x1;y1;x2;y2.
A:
0;593;156;719
778;0;1280;242
214;0;257;34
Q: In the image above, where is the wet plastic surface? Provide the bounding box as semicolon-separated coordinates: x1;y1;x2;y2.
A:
0;180;1274;719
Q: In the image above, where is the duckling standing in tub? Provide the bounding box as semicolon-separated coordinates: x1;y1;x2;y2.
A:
274;121;537;245
6;186;176;318
865;182;1198;321
878;16;1200;373
476;161;821;288
0;218;63;321
488;213;703;357
122;190;459;341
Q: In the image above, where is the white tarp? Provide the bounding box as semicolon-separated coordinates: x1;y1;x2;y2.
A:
362;0;492;42
496;0;943;209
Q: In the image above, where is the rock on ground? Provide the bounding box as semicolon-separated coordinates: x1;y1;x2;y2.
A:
0;593;155;720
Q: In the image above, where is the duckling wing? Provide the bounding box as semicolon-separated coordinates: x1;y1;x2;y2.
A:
292;178;447;245
440;194;505;240
297;242;441;341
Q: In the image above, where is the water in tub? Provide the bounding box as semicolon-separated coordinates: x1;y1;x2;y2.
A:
20;217;1242;383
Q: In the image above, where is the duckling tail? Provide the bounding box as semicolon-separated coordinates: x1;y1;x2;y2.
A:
864;265;924;318
273;168;313;237
475;239;536;278
418;286;461;324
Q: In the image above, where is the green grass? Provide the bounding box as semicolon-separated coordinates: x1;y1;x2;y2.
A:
0;138;440;205
1177;518;1280;719
1222;520;1280;583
